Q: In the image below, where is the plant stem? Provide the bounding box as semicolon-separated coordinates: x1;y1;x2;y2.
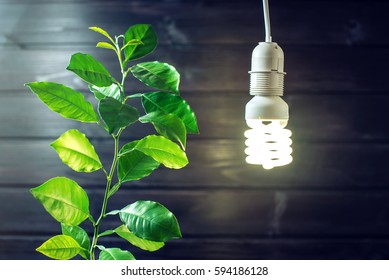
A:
89;37;128;260
115;36;127;97
89;134;120;259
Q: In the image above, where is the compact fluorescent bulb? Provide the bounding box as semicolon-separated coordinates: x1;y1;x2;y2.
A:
244;39;293;169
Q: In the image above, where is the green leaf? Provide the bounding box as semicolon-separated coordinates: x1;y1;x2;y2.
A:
67;52;113;87
99;247;135;260
89;83;123;102
139;112;186;149
51;129;102;173
61;224;90;260
30;177;90;226
127;93;143;99
142;92;199;134
98;97;140;134
131;61;180;94
124;24;157;61
119;140;138;154
106;209;121;216
117;140;160;184
120;200;182;242
114;225;164;252
98;229;115;237
25;82;98;123
96;42;117;52
121;39;143;51
134;135;188;169
89;26;115;44
36;235;82;260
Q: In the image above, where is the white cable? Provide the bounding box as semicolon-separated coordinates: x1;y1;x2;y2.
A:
262;0;272;42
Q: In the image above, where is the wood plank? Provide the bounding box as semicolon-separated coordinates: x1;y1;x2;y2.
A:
1;92;389;141
102;237;389;260
1;235;388;260
1;1;387;46
0;46;388;92
1;139;388;188
1;188;389;238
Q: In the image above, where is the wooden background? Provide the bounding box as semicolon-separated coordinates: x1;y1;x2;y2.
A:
1;0;389;259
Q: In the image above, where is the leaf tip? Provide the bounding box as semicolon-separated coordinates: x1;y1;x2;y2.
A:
88;26;101;32
35;243;46;254
24;82;39;90
29;187;36;196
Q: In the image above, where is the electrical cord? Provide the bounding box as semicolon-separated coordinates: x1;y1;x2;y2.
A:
262;0;272;42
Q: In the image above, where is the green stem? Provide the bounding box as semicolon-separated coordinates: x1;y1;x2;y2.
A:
124;93;142;102
89;134;120;259
89;37;127;260
115;36;127;98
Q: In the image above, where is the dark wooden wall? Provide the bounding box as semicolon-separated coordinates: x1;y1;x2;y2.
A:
1;0;389;259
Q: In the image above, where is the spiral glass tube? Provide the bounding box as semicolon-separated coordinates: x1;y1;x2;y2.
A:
244;120;293;169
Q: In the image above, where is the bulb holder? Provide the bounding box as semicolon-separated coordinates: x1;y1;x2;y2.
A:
249;42;285;96
246;41;289;123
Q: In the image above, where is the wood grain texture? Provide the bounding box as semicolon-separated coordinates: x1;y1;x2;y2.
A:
1;139;388;189
1;92;389;141
2;188;389;238
1;46;389;93
0;0;388;260
1;236;389;260
0;1;387;46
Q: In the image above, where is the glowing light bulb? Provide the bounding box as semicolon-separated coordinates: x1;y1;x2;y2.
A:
244;119;292;169
244;31;293;169
244;0;293;169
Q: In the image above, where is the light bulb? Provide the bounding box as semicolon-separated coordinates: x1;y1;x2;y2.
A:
244;0;293;169
244;119;292;169
245;42;293;169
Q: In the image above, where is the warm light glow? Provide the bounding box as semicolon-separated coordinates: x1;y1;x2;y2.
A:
244;120;293;169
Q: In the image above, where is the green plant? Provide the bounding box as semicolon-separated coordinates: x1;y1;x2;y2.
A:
25;24;198;260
